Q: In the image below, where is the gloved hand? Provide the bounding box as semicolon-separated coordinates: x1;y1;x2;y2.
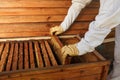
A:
50;26;64;35
61;44;79;64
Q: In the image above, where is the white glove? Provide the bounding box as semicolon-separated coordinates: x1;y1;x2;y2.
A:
50;26;64;35
61;44;79;64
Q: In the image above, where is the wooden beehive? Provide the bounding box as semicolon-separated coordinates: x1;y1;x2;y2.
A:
0;0;111;80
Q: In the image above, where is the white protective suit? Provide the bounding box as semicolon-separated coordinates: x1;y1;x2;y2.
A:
60;0;120;80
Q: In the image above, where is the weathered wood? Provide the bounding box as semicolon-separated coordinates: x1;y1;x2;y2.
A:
40;40;51;67
6;42;14;71
24;42;29;69
12;42;18;71
45;40;58;66
18;42;23;70
34;41;44;68
29;41;35;68
0;42;9;72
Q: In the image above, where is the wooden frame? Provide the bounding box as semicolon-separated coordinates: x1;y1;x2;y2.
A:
0;35;110;80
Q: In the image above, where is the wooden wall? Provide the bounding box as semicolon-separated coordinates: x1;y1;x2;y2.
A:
0;0;114;38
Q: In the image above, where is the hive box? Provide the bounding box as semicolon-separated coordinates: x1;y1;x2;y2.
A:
0;36;110;80
0;0;110;80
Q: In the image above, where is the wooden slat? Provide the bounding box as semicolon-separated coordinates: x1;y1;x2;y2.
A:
40;41;51;67
44;40;58;66
24;42;29;69
0;0;99;8
0;15;95;23
6;42;14;71
0;22;89;33
0;43;4;57
18;42;23;70
0;29;115;39
12;42;18;71
0;42;9;72
0;32;50;38
0;8;98;16
87;1;100;8
0;8;68;16
0;0;71;8
34;41;44;68
29;41;35;68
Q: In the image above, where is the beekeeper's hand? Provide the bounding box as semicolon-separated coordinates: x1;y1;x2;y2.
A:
50;26;64;35
61;44;79;64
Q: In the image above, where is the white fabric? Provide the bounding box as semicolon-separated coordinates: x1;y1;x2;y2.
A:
108;25;120;80
60;0;92;31
60;0;120;55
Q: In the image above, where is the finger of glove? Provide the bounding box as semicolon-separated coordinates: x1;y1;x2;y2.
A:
54;31;61;35
62;52;68;65
61;46;68;54
50;27;58;35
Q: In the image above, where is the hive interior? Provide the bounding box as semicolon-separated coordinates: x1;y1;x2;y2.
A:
0;37;101;72
0;39;59;72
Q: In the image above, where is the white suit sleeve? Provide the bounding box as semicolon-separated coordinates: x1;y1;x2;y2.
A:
76;0;120;55
60;0;92;31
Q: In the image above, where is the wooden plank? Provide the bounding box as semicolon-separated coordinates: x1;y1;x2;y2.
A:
40;41;51;67
87;1;100;8
0;0;71;8
0;42;9;72
0;65;104;79
44;40;58;66
0;60;110;79
0;8;98;16
0;29;113;38
24;42;29;69
0;0;99;8
29;41;35;68
0;15;95;23
0;22;89;33
12;42;18;71
0;8;68;16
33;41;44;68
6;42;14;71
0;43;4;57
18;42;23;70
0;31;50;38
